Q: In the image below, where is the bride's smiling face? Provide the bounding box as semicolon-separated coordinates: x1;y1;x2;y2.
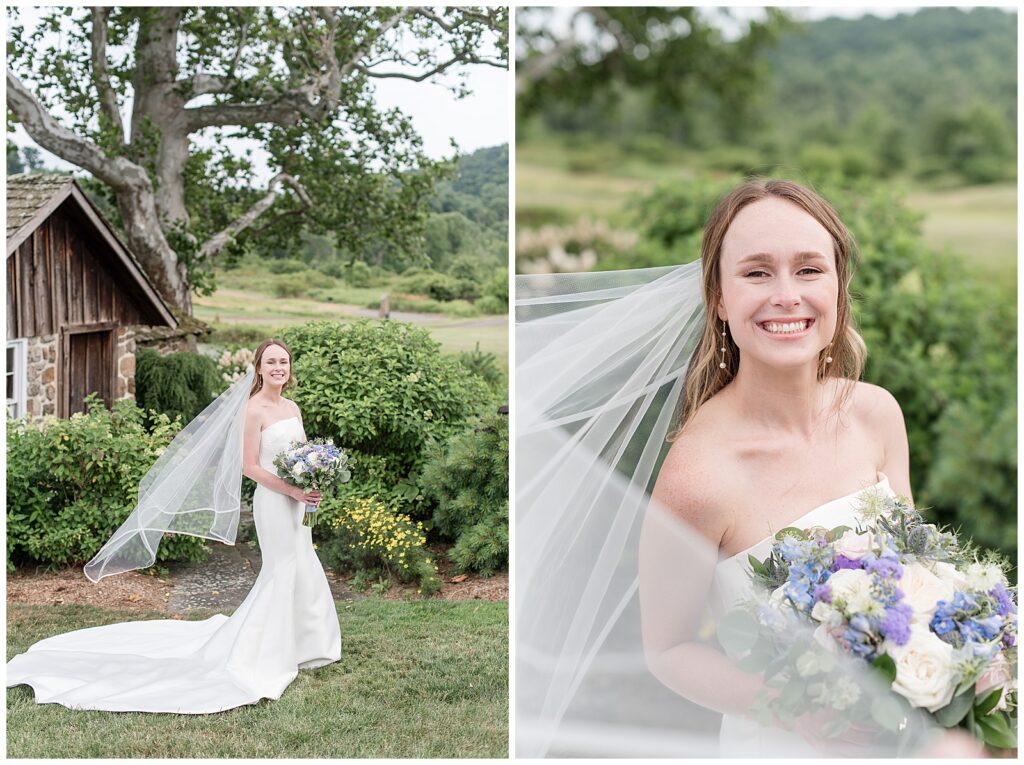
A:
717;197;839;372
259;344;291;389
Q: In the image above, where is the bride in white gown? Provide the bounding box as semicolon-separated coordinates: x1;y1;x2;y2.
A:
516;179;974;756
6;339;341;713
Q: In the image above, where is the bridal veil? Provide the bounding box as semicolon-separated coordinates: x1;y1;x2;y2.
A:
515;265;937;757
84;369;254;582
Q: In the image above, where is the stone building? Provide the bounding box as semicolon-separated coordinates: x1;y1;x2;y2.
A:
6;173;191;422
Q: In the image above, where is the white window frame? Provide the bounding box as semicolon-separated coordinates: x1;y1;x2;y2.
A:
6;338;27;419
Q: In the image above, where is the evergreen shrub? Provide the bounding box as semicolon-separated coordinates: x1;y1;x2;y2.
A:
420;413;509;575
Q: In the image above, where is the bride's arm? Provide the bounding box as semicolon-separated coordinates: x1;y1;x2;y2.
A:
640;441;768;716
241;406;307;500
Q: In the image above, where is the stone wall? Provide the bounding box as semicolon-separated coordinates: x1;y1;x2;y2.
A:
24;334;58;420
114;326;136;402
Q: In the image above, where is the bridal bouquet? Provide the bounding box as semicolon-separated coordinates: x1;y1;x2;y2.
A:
719;489;1017;752
273;438;351;527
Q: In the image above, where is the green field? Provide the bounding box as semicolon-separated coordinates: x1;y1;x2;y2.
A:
195;282;508;372
517;139;1017;278
7;600;508;758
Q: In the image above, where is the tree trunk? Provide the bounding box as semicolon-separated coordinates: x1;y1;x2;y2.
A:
115;184;192;314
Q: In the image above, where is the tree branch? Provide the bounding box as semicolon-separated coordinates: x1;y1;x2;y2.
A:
356;52;505;83
195;172;312;260
90;6;124;141
6;68;147;191
183;8;412;131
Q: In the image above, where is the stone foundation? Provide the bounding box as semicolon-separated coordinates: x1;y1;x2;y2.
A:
115;326;137;401
24;334;58;420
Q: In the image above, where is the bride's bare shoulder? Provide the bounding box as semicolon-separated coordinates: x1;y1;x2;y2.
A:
846;379;906;431
651;399;734;545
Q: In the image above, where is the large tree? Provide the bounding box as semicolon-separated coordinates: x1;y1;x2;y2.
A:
7;6;507;313
516;7;789;142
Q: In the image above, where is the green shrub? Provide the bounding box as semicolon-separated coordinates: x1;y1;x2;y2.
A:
481;268;509;309
315;496;441;595
399;268;479;301
420;413;509;575
317;261;345;280
475;295;506;315
279;320;491;516
267;258;306;274
445;253;485;284
437;299;479;318
344;260;375;288
135;347;223;425
6;398;208;571
273;272;310;297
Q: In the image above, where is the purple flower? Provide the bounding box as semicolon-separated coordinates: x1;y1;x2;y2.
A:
866;556;903;580
812;584;832;604
832;554;862;572
880;602;913;646
990;583;1016;617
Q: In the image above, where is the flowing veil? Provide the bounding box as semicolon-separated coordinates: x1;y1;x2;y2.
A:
515;265;938;757
84;369;254;582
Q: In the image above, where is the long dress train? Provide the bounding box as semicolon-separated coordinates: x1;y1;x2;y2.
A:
6;416;341;713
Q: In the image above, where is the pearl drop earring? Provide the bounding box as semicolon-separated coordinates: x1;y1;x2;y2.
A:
719;321;728;369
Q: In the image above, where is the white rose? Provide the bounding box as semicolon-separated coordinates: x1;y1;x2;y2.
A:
768;584;789;609
291;463;303;477
827;568;872;607
931;561;969;592
887;624;958;712
834;530;873;560
965;562;1005;592
901;563;955;626
811;600;838;624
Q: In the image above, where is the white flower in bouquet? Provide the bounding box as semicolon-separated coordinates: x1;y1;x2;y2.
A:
828;568;872;606
931;561;970;591
834;530;873;560
901;562;955;626
965;562;1005;592
887;624;958;712
291;463;304;478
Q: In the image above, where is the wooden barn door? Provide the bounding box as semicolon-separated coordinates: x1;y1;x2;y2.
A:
63;324;115;416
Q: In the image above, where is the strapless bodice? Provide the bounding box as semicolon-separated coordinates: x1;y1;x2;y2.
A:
258;417;303;472
709;473;893;617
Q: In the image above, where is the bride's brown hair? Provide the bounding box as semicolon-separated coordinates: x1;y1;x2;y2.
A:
674;178;867;436
249;339;297;398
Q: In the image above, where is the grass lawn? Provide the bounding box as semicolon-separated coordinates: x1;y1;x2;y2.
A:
7;599;508;758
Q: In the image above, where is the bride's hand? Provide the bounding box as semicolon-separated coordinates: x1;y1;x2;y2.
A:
291;488;322;506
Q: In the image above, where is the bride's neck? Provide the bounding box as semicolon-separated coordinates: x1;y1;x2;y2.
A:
257;387;284;405
727;361;831;437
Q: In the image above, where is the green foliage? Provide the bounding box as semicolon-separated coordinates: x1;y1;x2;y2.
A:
272;272;312;298
7;7;507;301
455;344;507;400
344;260;376;288
279;320;491;516
6;398;208;571
135;347;223;425
421;414;509;574
398;268;479;302
315;496;441;595
267;258;307;274
474;296;506;316
481;268;509;309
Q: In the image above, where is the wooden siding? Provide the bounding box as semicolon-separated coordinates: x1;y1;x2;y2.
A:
7;203;147;340
66;327;115;415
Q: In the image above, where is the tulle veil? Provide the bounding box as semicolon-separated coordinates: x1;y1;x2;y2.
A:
84;369;255;582
514;264;938;757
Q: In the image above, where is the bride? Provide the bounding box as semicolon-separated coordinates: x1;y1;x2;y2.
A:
6;339;341;713
516;179;974;756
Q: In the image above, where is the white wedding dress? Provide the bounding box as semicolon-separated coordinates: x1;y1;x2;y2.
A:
709;473;893;757
6;416;341;713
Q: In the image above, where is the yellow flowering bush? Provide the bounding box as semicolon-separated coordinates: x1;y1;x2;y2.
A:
315;496;441;595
